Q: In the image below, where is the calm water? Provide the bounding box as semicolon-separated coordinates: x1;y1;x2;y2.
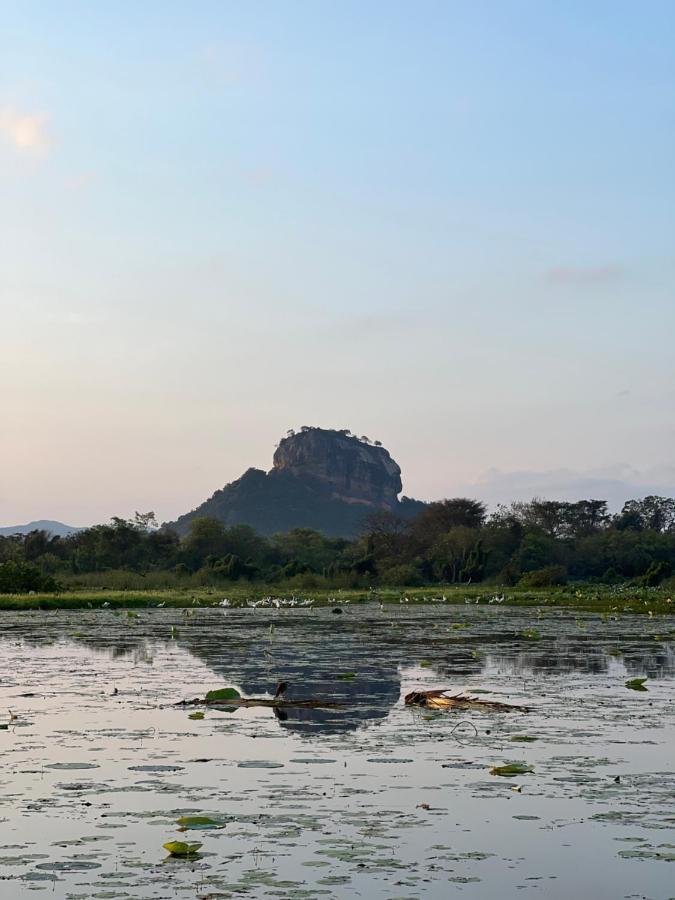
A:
0;604;673;899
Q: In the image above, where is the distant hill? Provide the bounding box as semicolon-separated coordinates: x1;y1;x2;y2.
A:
0;520;82;538
169;427;425;538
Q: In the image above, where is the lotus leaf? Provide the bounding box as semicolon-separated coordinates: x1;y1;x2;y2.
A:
176;816;223;830
205;687;241;702
163;840;202;856
490;762;534;777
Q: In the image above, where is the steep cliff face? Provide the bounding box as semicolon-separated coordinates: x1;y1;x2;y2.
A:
170;427;421;537
272;429;402;509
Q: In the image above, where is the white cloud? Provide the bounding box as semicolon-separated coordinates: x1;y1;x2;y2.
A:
546;265;626;286
455;465;675;512
0;107;53;155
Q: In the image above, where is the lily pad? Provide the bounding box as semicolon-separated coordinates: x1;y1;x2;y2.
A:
188;712;205;720
366;757;414;764
336;672;357;680
176;815;224;830
510;735;538;743
35;860;102;872
490;762;534;777
625;678;648;691
205;687;241;702
163;840;202;857
520;629;541;640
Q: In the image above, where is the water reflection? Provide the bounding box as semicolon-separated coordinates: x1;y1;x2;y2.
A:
1;607;673;735
482;643;675;680
187;637;401;733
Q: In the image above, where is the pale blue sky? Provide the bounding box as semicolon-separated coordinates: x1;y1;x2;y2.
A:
1;1;674;524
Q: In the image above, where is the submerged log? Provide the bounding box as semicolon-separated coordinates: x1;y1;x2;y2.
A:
177;696;344;710
404;689;528;713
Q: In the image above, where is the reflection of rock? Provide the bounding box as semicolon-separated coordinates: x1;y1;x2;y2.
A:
184;620;402;734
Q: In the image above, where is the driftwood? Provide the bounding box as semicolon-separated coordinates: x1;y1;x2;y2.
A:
178;696;343;710
177;683;344;711
404;689;528;713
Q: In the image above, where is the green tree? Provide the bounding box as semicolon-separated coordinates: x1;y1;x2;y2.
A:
272;528;346;572
182;517;228;569
0;560;60;593
615;496;675;533
427;526;483;583
411;499;487;547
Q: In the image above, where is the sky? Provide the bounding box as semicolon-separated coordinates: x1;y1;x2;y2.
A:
1;1;674;526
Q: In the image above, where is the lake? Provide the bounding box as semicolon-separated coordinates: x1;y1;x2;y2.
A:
0;603;673;898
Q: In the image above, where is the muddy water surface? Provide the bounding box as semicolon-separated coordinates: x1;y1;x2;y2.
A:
0;604;673;899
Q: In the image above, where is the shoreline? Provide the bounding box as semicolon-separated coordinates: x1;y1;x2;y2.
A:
0;584;672;615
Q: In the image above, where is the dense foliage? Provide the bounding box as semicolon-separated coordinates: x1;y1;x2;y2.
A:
1;497;675;593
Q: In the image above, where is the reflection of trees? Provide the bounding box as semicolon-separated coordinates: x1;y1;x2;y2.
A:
424;649;484;679
1;618;156;663
623;645;675;679
484;637;613;676
483;640;675;679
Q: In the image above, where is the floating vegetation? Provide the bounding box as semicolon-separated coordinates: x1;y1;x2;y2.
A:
180;685;343;712
520;628;541;640
176;815;224;830
490;762;535;777
205;687;241;702
405;689;528;712
162;840;202;857
625;677;649;691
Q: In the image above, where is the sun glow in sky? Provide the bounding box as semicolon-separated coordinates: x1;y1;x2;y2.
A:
2;1;674;525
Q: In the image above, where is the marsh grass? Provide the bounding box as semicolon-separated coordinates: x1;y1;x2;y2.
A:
0;582;672;614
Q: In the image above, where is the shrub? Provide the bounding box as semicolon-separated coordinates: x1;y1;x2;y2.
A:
0;560;61;593
518;565;567;588
378;564;425;587
641;560;672;587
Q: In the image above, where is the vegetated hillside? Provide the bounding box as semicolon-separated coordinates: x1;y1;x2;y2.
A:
0;520;81;538
169;427;424;537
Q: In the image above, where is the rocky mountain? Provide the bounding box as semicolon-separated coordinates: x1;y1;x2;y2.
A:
0;520;82;537
273;429;402;509
170;427;423;537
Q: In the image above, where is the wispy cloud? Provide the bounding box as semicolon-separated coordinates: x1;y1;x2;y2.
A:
197;43;261;86
546;265;627;286
327;312;420;342
0;106;53;156
455;464;675;511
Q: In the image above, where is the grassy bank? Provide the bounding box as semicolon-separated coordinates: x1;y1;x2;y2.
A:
0;583;673;615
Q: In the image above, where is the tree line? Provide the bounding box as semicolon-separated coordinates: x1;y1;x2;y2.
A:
1;496;675;593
